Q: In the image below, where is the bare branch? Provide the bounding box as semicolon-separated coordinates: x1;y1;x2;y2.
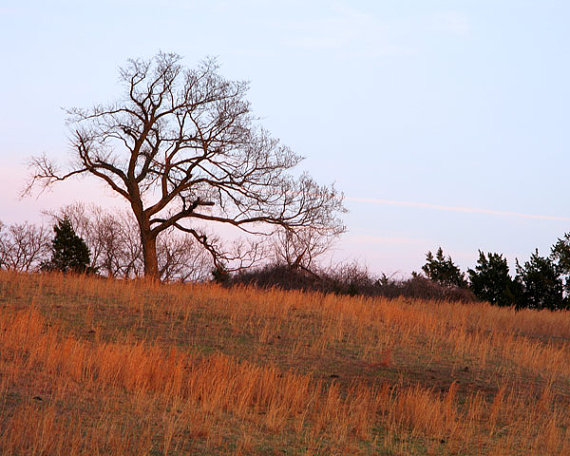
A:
26;52;345;278
0;221;51;271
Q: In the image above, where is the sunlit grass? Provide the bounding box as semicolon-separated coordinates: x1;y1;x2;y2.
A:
0;270;569;454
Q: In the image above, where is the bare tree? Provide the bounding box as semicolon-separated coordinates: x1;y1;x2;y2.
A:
0;221;51;272
50;203;213;281
50;203;139;278
157;227;212;282
273;224;342;273
28;52;344;279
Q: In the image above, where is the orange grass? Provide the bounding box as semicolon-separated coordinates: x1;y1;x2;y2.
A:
0;270;569;455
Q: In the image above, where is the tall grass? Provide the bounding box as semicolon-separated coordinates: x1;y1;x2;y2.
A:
0;270;569;454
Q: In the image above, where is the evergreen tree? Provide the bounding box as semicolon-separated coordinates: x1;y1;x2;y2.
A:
515;250;565;310
467;251;517;307
551;232;570;296
43;217;92;273
422;247;467;288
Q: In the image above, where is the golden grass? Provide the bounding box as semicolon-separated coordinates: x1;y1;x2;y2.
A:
0;270;569;455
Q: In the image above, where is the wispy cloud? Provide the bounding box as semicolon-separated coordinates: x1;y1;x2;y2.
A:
347;197;570;222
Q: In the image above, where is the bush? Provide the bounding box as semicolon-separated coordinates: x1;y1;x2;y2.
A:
226;262;476;302
378;274;476;302
227;264;327;291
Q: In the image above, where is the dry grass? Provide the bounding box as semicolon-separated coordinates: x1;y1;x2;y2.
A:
0;270;569;455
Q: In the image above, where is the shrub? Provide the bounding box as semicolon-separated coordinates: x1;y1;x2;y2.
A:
226;262;476;302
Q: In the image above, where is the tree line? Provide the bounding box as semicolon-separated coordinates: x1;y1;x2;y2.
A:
421;242;570;310
3;208;570;310
0;203;333;283
0;205;214;282
0;210;472;302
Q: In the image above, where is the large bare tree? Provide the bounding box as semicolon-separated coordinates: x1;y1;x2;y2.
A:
28;52;344;279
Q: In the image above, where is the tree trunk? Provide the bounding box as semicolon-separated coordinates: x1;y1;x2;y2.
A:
142;234;159;279
132;199;160;280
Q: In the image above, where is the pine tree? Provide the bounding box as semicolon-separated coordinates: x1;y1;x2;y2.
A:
551;232;570;296
43;217;91;273
422;247;467;288
515;250;565;310
467;251;517;307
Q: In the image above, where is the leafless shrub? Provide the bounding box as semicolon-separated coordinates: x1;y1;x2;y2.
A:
377;274;477;302
228;260;477;302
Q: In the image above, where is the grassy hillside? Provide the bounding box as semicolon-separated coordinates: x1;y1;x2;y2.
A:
0;271;568;455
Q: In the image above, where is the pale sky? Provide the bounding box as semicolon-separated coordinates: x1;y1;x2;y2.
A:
1;1;569;276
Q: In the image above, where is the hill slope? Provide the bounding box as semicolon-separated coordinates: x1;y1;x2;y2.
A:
0;271;569;455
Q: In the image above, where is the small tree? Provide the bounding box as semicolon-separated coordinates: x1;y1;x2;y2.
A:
43;217;92;273
422;247;467;288
515;250;566;310
467;251;517;307
0;221;51;272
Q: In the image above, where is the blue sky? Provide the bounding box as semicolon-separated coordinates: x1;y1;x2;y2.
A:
1;1;569;276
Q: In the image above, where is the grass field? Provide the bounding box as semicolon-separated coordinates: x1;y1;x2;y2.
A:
0;270;569;455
